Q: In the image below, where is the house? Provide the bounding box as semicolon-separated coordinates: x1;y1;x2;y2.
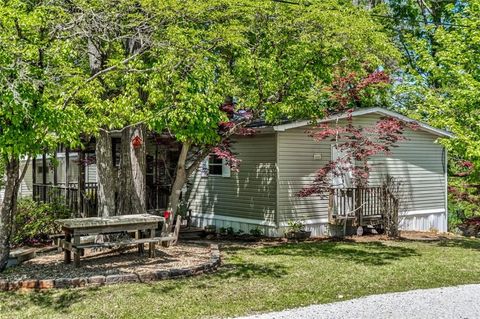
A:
187;107;452;236
18;107;452;237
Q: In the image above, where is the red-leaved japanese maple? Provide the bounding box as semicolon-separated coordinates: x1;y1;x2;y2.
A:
298;71;418;198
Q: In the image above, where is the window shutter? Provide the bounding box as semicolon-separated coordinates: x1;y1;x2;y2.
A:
221;158;231;177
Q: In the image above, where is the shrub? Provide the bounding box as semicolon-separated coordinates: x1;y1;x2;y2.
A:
249;227;263;237
13;198;71;245
458;216;480;237
286;220;305;233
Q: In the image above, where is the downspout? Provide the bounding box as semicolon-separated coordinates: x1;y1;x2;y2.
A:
443;147;448;232
275;132;280;236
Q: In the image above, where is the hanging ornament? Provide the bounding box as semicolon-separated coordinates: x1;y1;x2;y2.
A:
131;135;143;149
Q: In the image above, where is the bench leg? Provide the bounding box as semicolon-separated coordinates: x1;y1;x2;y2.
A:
73;235;81;267
64;232;72;264
135;231;144;255
149;242;156;258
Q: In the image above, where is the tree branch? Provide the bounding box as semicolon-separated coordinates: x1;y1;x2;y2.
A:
62;45;149;109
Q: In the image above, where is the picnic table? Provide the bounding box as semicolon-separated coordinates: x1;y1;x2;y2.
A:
55;214;165;267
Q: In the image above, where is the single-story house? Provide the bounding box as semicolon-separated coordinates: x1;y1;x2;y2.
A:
12;107;452;237
187;107;452;236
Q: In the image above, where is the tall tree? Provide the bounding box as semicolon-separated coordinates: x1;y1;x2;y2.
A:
62;0;398;217
0;0;80;271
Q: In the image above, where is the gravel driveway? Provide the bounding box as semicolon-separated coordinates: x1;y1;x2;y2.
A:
236;284;480;319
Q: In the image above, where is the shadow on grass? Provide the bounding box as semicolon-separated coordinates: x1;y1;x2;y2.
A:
2;287;98;313
437;238;480;250
256;241;420;266
216;261;288;279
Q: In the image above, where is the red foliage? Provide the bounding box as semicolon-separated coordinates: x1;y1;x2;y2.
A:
298;115;414;197
212;139;242;172
452;160;475;177
326;71;390;111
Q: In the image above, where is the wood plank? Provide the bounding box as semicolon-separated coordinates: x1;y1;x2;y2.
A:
56;214;164;229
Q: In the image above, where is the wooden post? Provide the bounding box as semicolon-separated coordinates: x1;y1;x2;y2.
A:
53;151;58;186
65;148;70;208
78;151;86;217
42;153;47;202
32;155;37;200
73;235;81;267
64;230;72;264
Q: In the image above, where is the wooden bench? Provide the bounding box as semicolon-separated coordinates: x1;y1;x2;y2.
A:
59;237;163;258
56;215;182;264
55;214;165;267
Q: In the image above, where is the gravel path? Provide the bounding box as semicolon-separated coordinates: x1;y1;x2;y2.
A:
237;284;480;319
0;242;210;281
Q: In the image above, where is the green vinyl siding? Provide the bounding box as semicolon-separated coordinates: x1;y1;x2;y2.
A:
277;127;331;222
188;134;277;223
352;114;445;212
277;113;446;222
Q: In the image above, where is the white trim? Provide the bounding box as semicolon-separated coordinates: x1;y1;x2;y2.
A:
444;148;449;231
273;107;453;138
190;212;277;227
275;133;280;228
192;209;445;228
402;208;445;216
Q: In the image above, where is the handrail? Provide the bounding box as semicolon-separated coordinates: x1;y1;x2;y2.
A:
328;186;394;225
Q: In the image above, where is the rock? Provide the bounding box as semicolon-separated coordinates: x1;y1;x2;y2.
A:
54;278;72;289
38;279;55;289
138;272;156;282
105;275;124;285
20;280;38;290
154;270;169;280
71;277;87;287
8;281;21;291
88;276;105;286
121;274;139;283
0;280;8;291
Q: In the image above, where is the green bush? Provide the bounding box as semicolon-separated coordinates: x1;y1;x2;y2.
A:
13;198;71;245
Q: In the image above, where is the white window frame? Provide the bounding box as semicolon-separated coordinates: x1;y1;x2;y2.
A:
201;155;231;178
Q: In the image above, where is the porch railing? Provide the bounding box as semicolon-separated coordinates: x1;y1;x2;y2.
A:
33;182;168;217
328;186;397;225
33;183;98;217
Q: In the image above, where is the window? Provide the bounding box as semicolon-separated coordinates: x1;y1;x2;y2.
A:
201;155;231;177
209;155;223;176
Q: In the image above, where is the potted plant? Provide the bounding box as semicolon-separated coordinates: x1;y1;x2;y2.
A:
285;220;311;240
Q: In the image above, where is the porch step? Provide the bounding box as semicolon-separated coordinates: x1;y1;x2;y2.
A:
179;227;205;239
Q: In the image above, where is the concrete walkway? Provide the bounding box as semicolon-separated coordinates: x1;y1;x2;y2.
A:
236;284;480;319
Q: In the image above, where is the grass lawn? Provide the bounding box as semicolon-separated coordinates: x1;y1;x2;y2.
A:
1;237;480;319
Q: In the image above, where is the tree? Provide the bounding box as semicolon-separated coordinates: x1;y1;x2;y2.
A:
297;71;415;197
0;0;81;271
142;1;402;218
61;0;398;218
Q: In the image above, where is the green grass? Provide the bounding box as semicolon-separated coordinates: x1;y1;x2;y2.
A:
1;238;480;319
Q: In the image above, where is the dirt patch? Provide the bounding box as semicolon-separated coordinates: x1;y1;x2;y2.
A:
1;242;211;281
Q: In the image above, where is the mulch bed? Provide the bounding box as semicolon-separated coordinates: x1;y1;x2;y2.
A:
1;242;211;282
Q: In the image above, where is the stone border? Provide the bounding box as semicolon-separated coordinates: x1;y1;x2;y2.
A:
0;244;220;291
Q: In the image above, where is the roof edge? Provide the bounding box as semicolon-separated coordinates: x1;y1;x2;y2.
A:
272;107;454;138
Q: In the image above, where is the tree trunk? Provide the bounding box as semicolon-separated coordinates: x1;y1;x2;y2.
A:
117;124;147;215
0;158;22;272
96;130;116;217
167;142;191;221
